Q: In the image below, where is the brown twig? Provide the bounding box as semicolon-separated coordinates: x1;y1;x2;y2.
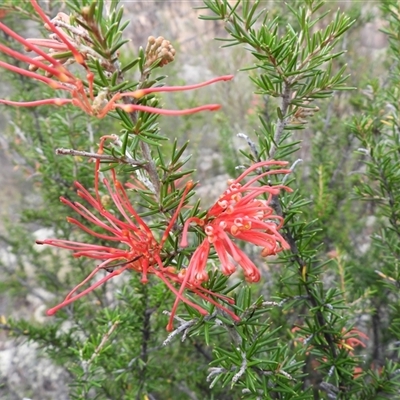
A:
55;147;146;167
88;320;120;364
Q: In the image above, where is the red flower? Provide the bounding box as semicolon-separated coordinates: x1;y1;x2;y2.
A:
37;167;173;315
165;161;291;328
37;137;239;330
0;0;233;117
340;328;368;355
179;160;292;286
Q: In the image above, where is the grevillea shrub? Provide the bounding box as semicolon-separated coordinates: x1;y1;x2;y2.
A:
1;1;400;399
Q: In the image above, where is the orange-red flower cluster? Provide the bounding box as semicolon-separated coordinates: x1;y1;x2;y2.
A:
180;160;291;285
38;155;291;330
164;161;292;328
37;138;240;330
0;0;233;118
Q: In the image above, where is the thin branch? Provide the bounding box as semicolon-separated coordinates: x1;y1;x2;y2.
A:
51;19;94;45
232;351;247;385
238;132;260;161
289;34;336;85
139;140;161;197
282;159;303;184
268;82;291;160
163;312;199;346
271;197;342;381
88;320;119;364
55;147;146;167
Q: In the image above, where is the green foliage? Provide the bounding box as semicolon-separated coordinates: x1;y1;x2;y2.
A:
1;0;400;399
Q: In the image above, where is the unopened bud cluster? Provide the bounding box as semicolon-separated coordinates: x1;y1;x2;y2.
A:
145;36;176;69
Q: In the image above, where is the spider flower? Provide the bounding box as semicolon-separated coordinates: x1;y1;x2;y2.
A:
36;167;169;315
0;0;233;118
37;145;238;329
180;161;292;286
